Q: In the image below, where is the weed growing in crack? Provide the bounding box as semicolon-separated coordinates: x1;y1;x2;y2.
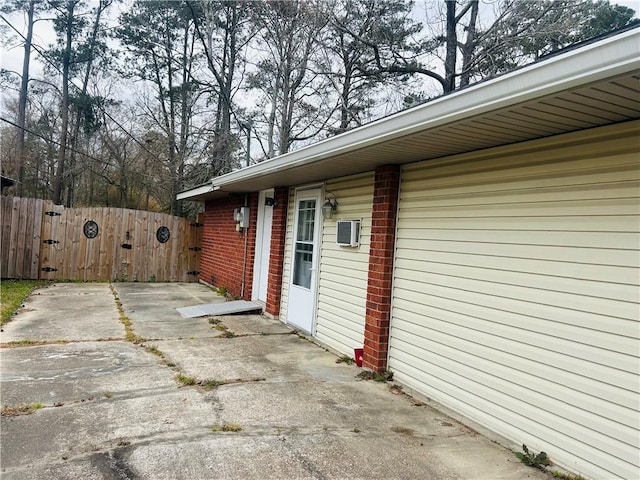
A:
553;471;585;480
212;423;242;432
1;402;43;416
144;344;164;358
515;444;550;470
1;339;70;348
109;284;143;344
176;374;197;386
356;370;394;382
336;354;355;365
198;379;226;390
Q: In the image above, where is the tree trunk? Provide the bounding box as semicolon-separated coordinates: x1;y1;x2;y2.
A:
444;0;457;93
16;0;35;197
52;0;76;204
459;1;479;88
67;0;105;207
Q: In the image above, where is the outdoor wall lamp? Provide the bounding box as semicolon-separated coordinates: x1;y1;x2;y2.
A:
321;193;338;220
265;197;278;207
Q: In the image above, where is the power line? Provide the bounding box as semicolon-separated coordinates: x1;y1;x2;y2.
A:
0;115;166;182
0;12;156;158
1;115;114;168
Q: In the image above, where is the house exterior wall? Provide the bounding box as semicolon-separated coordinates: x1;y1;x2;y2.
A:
315;172;374;356
388;121;640;480
201;193;258;299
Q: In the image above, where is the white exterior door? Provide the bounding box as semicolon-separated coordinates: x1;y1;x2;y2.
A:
287;188;321;333
252;189;274;303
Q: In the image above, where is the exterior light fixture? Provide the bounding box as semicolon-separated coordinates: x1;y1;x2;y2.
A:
265;197;278;207
321;194;338;220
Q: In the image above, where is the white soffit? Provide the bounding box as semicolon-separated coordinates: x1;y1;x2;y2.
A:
178;27;640;202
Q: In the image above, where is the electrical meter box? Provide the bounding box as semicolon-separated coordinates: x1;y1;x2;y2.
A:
233;207;250;229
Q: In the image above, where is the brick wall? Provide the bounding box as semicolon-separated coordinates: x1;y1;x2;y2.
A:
265;187;289;317
201;193;258;300
363;165;400;372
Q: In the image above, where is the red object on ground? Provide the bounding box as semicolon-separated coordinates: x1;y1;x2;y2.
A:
354;348;364;367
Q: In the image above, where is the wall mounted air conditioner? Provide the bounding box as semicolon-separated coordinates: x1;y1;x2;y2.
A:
336;220;360;247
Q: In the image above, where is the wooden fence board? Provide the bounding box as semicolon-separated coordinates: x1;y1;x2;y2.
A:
97;207;110;280
1;197;200;282
7;197;20;277
29;198;44;278
1;197;11;278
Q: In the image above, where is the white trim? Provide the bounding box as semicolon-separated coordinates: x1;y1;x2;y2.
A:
178;183;216;201
252;189;274;303
177;29;639;201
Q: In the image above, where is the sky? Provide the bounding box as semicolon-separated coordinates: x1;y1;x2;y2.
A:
0;0;638;118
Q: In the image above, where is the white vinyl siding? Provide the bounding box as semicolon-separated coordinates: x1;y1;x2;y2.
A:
315;173;374;355
278;187;296;324
389;121;639;480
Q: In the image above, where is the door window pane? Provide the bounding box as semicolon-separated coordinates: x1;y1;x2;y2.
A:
293;242;313;288
296;200;316;242
293;199;316;289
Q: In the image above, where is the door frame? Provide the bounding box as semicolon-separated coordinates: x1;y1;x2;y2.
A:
287;185;323;334
252;188;274;303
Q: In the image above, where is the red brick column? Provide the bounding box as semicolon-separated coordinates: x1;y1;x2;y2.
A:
265;187;289;317
363;165;400;372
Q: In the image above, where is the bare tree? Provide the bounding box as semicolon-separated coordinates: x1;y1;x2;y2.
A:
117;0;200;215
249;0;332;157
187;0;253;174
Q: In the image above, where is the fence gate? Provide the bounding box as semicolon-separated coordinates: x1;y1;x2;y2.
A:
1;196;202;282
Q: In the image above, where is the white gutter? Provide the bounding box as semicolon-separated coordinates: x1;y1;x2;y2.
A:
178;27;639;200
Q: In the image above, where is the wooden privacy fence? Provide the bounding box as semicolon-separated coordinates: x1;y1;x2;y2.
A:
1;196;202;282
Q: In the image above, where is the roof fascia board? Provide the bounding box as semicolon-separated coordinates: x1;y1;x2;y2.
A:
179;28;639;200
177;183;218;201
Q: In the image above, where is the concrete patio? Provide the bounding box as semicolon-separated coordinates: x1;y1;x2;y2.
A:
0;282;550;479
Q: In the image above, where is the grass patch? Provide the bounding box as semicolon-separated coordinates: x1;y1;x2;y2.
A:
212;423;242;432
0;280;49;326
208;318;222;325
1;402;44;416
